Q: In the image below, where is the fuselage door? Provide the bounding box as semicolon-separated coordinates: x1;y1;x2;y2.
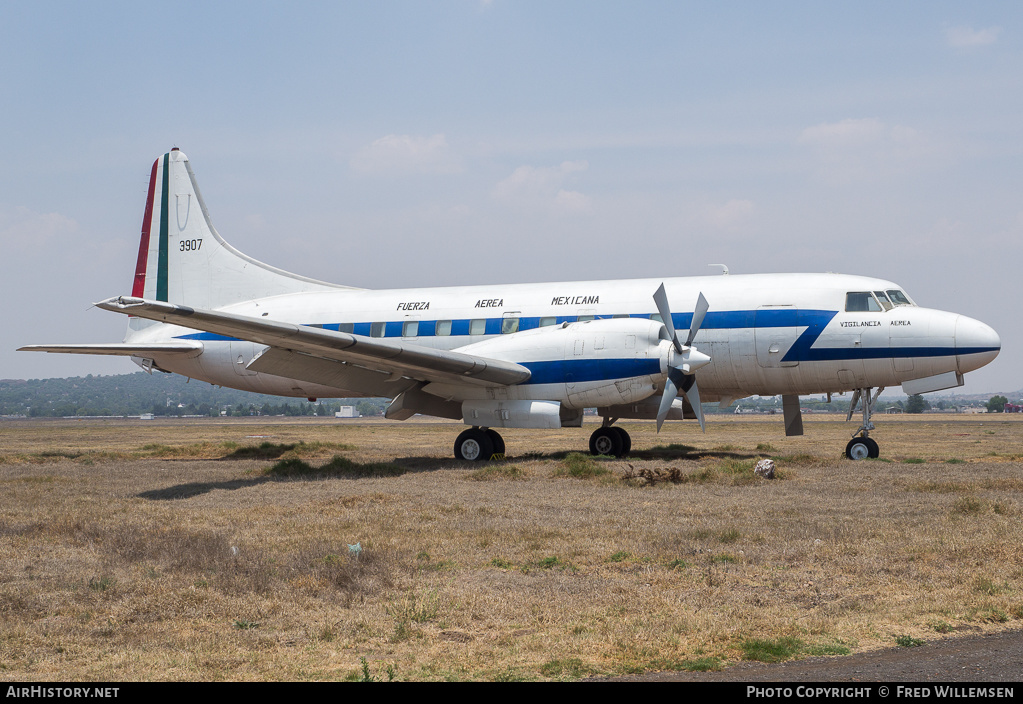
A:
754;306;800;368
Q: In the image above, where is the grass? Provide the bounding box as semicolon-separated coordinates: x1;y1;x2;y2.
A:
0;439;357;464
465;464;526;481
555;452;611;479
265;454;405;478
895;635;925;647
740;636;852;662
1;414;1022;680
740;636;804;662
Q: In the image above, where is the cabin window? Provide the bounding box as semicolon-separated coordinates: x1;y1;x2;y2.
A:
539;316;557;327
650;313;663;323
469;319;486;335
435;320;452;336
845;292;882;312
338;323;354;334
370;322;386;337
612;313;630;319
402;321;419;337
501;318;519;334
886;289;913;307
577;315;595;322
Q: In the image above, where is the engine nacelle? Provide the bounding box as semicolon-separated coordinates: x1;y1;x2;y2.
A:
422;318;673;420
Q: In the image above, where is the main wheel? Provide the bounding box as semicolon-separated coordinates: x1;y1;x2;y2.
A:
611;426;631;457
485;429;506;457
454;428;494;461
845;436;878;460
590;427;624;457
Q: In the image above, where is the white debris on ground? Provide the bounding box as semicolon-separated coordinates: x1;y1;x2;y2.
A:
754;459;775;479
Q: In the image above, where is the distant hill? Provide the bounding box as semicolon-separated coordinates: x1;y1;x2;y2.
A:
0;372;386;418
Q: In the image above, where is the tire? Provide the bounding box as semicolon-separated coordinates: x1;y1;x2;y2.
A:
611;426;631;457
485;429;506;457
590;427;624;457
845;436;872;461
454;428;494;461
864;436;880;459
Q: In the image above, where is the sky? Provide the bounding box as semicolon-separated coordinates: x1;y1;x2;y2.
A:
2;1;1021;397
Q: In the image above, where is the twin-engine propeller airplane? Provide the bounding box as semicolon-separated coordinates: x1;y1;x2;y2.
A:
21;149;1001;461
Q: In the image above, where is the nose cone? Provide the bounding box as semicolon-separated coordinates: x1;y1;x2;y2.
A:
955;315;1001;373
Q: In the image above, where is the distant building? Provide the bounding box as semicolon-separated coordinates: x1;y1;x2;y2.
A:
335;406;358;418
1005;403;1023;413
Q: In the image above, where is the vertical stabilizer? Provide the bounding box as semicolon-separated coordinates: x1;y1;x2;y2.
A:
130;149;352;311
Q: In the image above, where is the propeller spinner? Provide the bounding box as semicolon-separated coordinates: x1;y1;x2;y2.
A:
653;284;711;432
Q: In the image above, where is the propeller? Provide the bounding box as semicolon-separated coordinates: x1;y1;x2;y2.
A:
653;284;711;432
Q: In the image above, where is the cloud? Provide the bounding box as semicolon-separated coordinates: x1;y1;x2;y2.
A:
493;160;591;212
945;25;1001;48
797;118;931;182
349;133;462;175
701;199;755;230
799;117;888;148
0;205;78;254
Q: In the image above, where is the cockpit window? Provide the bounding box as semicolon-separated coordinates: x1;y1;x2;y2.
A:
873;291;893;311
886;289;913;307
846;292;882;312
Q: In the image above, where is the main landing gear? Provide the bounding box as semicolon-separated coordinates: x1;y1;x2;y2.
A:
454;421;634;461
454;427;505;461
589;420;631;458
453;423;634;461
845;387;883;460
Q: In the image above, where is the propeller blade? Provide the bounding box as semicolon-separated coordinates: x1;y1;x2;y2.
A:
681;375;706;433
652;285;710;434
653;283;681;352
656;367;684;432
684;292;709;348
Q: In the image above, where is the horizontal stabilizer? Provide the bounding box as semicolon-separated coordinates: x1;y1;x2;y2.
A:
18;342;203;357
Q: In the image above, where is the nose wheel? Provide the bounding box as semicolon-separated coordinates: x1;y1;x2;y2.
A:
845;435;879;460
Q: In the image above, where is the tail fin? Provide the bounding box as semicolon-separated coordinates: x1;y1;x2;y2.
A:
130;149;353;310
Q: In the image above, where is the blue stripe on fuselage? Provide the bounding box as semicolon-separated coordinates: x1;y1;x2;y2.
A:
172;309;992;368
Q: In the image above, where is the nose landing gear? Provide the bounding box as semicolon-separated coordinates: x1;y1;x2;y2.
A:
845;387;883;460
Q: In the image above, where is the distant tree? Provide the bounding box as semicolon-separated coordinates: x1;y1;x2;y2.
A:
905;394;929;414
986;395;1008;413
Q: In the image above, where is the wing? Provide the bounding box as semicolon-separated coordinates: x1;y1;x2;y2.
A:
94;296;532;388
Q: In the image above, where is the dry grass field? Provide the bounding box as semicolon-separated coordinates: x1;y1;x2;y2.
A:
1;414;1021;681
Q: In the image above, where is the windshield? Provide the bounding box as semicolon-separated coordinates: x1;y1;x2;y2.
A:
886;289;913;307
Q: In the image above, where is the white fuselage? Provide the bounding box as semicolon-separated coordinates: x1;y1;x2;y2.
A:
126;271;1000;407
